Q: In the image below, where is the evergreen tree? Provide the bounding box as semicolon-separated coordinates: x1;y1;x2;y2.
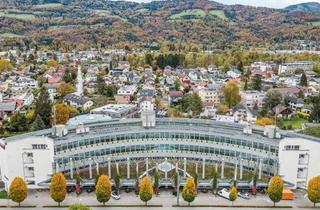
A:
30;114;46;131
252;75;262;91
212;168;218;195
300;73;308;87
34;88;52;127
114;173;121;194
311;94;320;123
9;177;28;207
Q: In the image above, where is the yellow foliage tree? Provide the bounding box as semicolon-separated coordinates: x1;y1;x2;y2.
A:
9;177;28;206
95;175;112;206
57;83;75;97
229;186;238;205
223;81;241;108
50;172;67;207
182;177;197;206
307;176;320;207
47;59;59;68
267;176;284;207
139;176;153;206
256;117;274;126
0;59;13;72
54;103;79;124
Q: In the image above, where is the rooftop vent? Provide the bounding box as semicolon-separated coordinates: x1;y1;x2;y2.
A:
52;125;68;137
76;123;90;134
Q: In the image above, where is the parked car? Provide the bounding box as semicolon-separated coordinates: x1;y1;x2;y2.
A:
238;192;250;199
111;191;120;200
217;188;230;200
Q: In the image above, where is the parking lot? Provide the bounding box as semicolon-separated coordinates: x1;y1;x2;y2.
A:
0;188;313;209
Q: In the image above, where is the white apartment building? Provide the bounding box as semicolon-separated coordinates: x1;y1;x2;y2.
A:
0;136;54;190
279;135;320;189
117;85;137;96
240;90;265;108
278;61;313;75
198;85;222;106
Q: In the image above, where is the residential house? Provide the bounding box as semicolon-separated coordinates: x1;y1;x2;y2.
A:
63;94;94;110
240;90;265;109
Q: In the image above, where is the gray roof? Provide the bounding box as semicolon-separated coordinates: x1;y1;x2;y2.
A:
0;101;16;112
63;94;92;105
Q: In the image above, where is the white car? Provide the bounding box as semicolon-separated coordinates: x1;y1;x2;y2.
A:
238;192;250;199
217;188;230;200
111;191;120;200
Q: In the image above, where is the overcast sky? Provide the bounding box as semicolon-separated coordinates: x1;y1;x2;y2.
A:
129;0;320;8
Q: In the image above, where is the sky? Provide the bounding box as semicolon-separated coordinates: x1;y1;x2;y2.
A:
129;0;320;8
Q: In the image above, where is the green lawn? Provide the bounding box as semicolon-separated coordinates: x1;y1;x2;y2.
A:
34;3;63;9
0;191;8;199
209;10;228;21
0;12;37;21
307;21;320;26
169;9;206;20
282;117;308;130
0;33;24;38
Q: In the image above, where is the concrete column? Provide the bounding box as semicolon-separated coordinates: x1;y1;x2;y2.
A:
96;162;99;174
215;163;218;173
202;158;206;179
108;157;111;178
183;158;187;178
165;158;168;179
175;162;178;173
116;162;119;174
221;159;224;179
258;159;263;180
234;163;238;181
273;160;278;176
146;157;149;176
136;162;139;177
70;158;73;179
89;158;92;179
240;159;243;180
127;158;130;179
195;162;198;174
56;162;59;173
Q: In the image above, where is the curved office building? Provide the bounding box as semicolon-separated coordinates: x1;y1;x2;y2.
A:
1;116;319;189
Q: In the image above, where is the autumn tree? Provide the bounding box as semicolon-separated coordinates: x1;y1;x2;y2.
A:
267;176;284;207
34;88;52;127
0;59;13;72
9;177;28;206
95;175;112;206
223;81;241;108
307;176;320;207
58;83;75;97
50;172;66;207
256;117;273;126
182;177;197;206
54;103;79;124
229;187;237;206
47;59;59;68
139;176;153;206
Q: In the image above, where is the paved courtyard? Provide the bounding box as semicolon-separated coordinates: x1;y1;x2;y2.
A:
0;189;315;209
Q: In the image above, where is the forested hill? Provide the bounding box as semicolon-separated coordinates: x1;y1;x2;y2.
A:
1;0;320;50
